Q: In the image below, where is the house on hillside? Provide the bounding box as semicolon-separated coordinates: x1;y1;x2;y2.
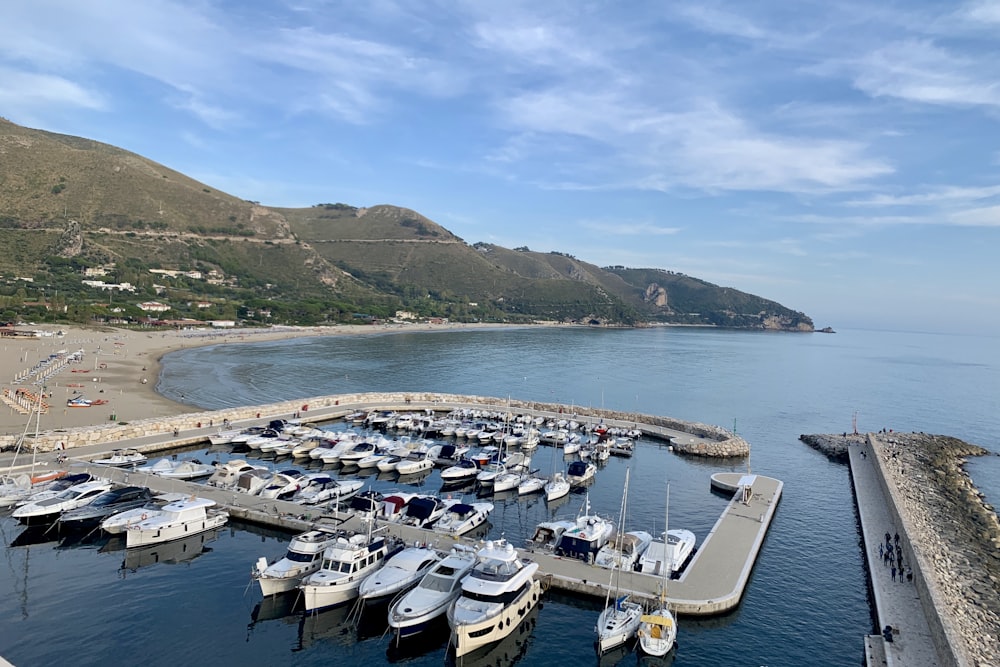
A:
138;301;170;313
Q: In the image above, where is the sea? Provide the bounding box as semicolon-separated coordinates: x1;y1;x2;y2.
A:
2;326;998;667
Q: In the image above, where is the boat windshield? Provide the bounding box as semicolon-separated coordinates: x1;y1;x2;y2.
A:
420;573;457;593
473;557;520;582
286;550;316;563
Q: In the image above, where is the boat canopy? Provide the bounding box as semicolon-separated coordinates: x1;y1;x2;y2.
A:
404;497;439;520
567;461;588;476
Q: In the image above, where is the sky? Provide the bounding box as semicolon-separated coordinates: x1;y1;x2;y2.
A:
2;1;1000;333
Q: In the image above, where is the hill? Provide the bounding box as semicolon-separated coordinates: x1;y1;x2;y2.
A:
0;118;812;330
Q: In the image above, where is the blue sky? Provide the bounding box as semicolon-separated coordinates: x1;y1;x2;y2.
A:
2;1;1000;332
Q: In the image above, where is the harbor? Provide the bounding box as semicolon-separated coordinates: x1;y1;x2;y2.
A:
3;395;778;617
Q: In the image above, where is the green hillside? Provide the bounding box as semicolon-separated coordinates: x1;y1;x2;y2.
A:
0;118;813;330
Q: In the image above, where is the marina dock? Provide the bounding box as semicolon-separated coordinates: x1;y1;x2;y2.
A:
4;395;778;617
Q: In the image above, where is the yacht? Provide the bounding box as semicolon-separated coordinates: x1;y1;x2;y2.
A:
517;474;546;496
447;538;542;658
136;458;215;480
1;472;89;509
292;475;363;505
594;530;653;571
566;460;597;486
433;501;494;537
257;470;306;500
205;460;268;489
554;496;614;563
358;546;442;604
92;448;147;467
638;529;697;576
252;526;345;596
394;450;434;476
13;480;114;525
57;486;153;531
299;528;403;611
596;594;644;653
397;495;454;528
526;519;576;551
388;544;478;641
100;492;191;534
440;458;481;483
125;497;229;548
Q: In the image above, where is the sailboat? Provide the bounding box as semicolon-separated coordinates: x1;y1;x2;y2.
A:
638;484;678;657
595;467;643;653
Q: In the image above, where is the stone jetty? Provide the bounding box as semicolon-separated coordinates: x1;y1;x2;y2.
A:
804;431;999;667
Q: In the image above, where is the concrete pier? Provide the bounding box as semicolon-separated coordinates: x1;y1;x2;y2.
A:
849;439;947;666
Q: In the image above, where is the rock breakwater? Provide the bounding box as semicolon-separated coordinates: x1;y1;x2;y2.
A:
798;432;866;461
873;433;999;666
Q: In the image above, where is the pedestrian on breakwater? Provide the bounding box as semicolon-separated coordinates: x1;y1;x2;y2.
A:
879;544;884;560
894;532;899;546
891;566;897;582
907;569;913;583
885;531;891;544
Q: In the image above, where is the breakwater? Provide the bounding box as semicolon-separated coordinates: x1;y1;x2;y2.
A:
1;391;750;458
804;431;1000;666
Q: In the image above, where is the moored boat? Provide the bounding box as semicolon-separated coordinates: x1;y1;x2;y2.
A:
432;500;493;537
299;527;403;611
125;497;229;548
358;545;442;604
12;479;114;525
92;448;147;467
388;544;478;641
447;538;542;658
253;525;345;596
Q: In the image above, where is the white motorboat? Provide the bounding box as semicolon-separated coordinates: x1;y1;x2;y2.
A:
338;441;378;465
136;458;215;480
257;470;306;500
290;438;321;458
394;450;433;476
428;443;469;466
594;530;653;571
292;475;363;505
358;546;442;604
638;484;678;657
58;486;154;531
92;448;147;467
234;468;273;496
526;519;576;551
397;495;454;528
205;460;268;489
388;544;478;641
432;500;493;537
440;458;480;482
1;471;82;509
245;428;284;451
638;529;697;576
554;495;615;563
13;479;114;525
99;492;189;534
379;492;417;522
517;474;546;496
252;525;345;596
356;452;388;469
566;460;597;486
596;468;642;654
447;538;542;658
377;455;404;473
125;497;229;548
299;527;403;611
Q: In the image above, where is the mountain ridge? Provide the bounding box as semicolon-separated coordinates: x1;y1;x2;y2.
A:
0;118;813;331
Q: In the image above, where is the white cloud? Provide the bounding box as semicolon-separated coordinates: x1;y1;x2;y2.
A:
947;204;1000;226
579;220;681;236
846;184;1000;207
0;67;105;112
852;39;1000;108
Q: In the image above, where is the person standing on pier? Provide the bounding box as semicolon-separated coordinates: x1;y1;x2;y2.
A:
879;544;884;560
891;566;897;582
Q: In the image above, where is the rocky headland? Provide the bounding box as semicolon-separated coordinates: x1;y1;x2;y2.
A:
803;431;999;665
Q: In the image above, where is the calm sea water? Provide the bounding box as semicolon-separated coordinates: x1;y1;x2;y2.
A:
2;327;998;666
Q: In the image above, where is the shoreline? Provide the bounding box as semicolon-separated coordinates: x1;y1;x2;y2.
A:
0;322;554;435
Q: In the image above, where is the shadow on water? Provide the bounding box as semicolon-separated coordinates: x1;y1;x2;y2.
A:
119;528;220;574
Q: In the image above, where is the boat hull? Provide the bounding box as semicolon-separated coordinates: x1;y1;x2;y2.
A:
448;579;541;658
126;514;228;548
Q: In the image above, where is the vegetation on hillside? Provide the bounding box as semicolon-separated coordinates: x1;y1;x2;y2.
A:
0;118;813;330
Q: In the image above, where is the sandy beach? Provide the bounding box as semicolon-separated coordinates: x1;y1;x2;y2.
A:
0;321;530;437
